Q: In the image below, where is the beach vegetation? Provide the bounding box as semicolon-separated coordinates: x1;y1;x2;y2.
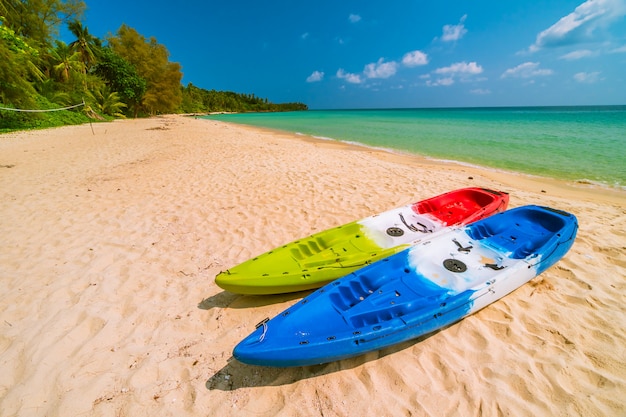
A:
67;19;99;72
37;78;71;106
180;84;308;113
0;94;91;132
0;17;39;109
92;46;146;118
86;84;127;118
49;40;83;82
0;0;307;132
106;24;183;116
0;0;85;47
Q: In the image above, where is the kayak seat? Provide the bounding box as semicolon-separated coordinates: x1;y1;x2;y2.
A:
466;223;498;240
509;229;554;259
434;201;477;225
417;199;482;225
414;200;436;214
511;240;537;259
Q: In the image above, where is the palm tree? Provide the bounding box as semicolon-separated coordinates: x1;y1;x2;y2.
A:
87;84;127;118
68;20;99;72
50;40;83;82
37;79;71;106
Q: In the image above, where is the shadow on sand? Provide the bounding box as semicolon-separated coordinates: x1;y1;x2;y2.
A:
197;289;313;310
199;290;445;391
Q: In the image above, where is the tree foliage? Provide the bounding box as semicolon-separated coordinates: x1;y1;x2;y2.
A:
180;84;308;113
107;25;183;116
92;46;146;117
49;40;82;82
87;84;126;117
67;19;99;70
0;17;39;108
1;0;307;131
1;0;85;47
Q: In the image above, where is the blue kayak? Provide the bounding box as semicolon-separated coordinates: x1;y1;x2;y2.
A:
233;205;578;367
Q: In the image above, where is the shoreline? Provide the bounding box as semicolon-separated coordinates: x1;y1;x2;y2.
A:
204;105;626;192
219;118;625;206
1;115;624;416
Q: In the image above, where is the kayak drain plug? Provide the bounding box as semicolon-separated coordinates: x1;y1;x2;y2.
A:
443;258;467;273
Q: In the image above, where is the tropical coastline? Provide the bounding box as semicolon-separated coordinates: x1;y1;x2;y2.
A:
207;105;626;191
0;115;624;416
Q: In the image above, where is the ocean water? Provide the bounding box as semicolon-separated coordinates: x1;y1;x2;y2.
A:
206;106;626;190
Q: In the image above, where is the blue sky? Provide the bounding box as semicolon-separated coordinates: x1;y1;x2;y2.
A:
69;0;626;109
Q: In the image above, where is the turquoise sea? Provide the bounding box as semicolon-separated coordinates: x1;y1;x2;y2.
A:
206;106;626;190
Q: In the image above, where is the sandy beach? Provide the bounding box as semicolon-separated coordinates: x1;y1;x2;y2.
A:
1;115;624;416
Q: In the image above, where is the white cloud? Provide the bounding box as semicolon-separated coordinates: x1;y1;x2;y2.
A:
336;69;363;84
501;62;554;78
574;71;602;83
426;77;455;87
364;58;398;79
470;88;491;95
306;71;324;83
435;61;483;75
301;32;310;40
559;49;594;60
402;50;429;67
442;14;468;42
349;14;361;23
529;0;626;52
424;61;483;86
610;44;626;53
335;58;398;85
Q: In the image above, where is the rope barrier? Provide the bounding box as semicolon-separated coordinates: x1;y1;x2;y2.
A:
0;102;85;112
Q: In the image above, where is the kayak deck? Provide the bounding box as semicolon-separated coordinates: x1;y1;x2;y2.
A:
233;205;578;366
216;187;509;294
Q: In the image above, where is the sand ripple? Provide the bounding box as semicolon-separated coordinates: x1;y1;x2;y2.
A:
0;116;624;416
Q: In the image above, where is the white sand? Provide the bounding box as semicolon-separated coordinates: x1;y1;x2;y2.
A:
0;115;624;416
